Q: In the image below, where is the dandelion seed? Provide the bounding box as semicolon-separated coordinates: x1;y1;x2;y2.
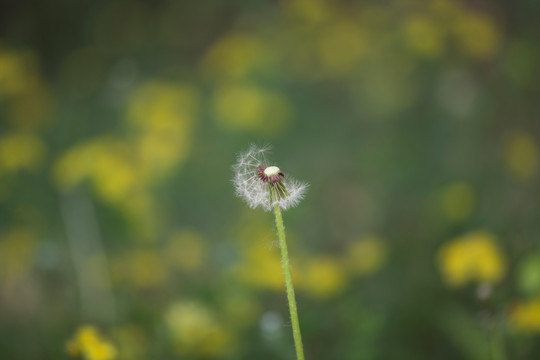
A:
232;144;308;211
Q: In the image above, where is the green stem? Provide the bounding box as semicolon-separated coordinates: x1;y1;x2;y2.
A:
273;204;305;360
490;324;506;360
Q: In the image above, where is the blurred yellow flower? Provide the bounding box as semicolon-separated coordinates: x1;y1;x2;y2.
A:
165;229;207;271
343;235;387;276
0;48;37;97
235;236;285;291
440;182;475;222
202;33;270;79
66;325;117;360
53;81;197;242
0;46;53;130
453;12;499;60
0;228;36;281
165;301;232;357
281;0;335;24
126;81;197;128
504;131;538;180
299;256;347;299
53;137;137;204
438;231;506;287
430;0;462;19
0;132;45;173
53;140;97;190
212;82;292;135
126;81;197;182
403;15;445;58
54;81;197;206
317;21;369;74
509;298;540;333
92;149;137;204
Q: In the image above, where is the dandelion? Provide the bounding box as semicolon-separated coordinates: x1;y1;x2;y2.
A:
509;298;540;333
232;144;308;360
233;144;308;211
437;230;506;287
165;301;232;357
66;325;117;360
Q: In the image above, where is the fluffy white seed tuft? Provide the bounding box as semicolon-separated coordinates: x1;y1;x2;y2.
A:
232;144;308;211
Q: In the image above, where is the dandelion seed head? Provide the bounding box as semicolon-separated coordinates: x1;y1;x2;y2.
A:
232;144;308;211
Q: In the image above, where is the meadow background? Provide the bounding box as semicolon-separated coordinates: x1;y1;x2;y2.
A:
1;0;540;359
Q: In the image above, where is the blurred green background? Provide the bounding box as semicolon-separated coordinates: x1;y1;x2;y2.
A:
1;0;540;359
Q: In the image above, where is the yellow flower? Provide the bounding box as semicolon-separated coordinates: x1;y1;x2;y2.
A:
438;231;506;287
317;21;369;74
54;81;197;205
235;235;285;291
233;215;345;297
281;0;335;24
201;33;270;79
504;131;538;180
298;256;347;299
53;137;137;204
403;15;445;58
453;12;499;60
440;182;475;222
429;0;462;20
126;81;198;183
212;82;292;135
0;132;45;173
53;139;98;190
92;149;137;204
66;325;117;360
343;235;387;276
0;47;38;96
165;301;232;357
509;298;540;333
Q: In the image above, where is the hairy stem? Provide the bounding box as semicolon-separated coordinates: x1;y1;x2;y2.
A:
273;204;305;360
